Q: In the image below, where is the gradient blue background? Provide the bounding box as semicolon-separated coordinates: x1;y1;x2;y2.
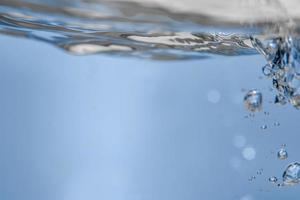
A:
0;35;300;200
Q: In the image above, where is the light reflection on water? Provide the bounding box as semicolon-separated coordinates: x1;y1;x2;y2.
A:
1;0;299;60
0;0;277;59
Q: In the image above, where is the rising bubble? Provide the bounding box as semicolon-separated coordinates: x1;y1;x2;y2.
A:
274;122;280;126
269;176;278;183
277;148;288;160
290;95;300;109
248;176;256;182
257;168;263;175
252;36;300;109
244;90;263;112
260;125;267;130
282;162;300;186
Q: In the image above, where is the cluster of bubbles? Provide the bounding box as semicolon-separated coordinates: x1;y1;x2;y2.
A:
270;162;300;187
243;90;280;130
251;36;300;109
243;89;300;187
242;36;300;188
248;168;264;182
267;145;300;187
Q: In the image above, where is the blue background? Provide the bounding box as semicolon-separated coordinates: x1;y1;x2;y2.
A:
0;35;300;200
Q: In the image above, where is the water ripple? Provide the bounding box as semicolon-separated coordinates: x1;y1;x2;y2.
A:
0;0;296;60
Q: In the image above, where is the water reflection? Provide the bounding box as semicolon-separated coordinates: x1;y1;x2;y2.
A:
0;0;279;59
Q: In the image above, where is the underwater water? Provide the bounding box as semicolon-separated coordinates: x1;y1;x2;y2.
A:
1;0;300;200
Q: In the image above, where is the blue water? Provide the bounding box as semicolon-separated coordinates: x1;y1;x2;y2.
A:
1;0;300;199
1;34;300;200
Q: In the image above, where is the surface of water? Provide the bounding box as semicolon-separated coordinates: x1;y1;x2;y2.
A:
1;0;300;200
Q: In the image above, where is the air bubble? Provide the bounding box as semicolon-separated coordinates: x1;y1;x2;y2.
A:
262;64;273;77
269;176;278;183
282;162;300;186
248;176;256;181
290;95;300;109
277;149;288;160
260;125;267;130
274;94;286;105
253;36;300;109
244;90;263;112
274;122;280;126
257;168;263;175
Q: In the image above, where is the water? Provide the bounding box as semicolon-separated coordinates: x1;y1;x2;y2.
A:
256;168;263;175
0;0;258;60
1;0;300;200
274;121;280;126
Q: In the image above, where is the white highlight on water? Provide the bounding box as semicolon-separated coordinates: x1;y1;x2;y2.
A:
242;147;256;161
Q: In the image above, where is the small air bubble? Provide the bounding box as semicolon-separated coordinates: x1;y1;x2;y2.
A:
269;176;278;183
277;149;288;160
248;176;256;181
290;95;300;109
249;113;255;118
274;122;280;126
277;183;282;187
274;94;286;105
260;125;267;130
244;90;263;112
257;169;263;175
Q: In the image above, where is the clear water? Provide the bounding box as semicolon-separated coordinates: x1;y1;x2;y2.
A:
1;0;300;200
